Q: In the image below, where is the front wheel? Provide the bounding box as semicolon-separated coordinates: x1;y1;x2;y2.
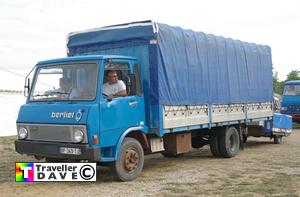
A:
112;137;144;181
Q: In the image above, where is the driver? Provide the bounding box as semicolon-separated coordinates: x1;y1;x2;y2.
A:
58;77;71;93
54;77;72;99
103;70;126;97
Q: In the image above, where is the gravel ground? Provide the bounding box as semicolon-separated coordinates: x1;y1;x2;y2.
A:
1;126;300;197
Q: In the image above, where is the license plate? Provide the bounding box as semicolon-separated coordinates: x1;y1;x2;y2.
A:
59;147;82;155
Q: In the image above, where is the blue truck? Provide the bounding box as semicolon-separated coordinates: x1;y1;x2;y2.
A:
15;21;292;181
281;80;300;123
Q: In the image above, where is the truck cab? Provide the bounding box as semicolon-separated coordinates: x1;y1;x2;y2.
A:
15;55;148;181
281;80;300;123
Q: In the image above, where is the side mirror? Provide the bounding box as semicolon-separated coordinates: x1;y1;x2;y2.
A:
24;78;30;97
24;65;36;97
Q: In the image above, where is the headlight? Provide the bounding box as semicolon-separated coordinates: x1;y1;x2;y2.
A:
18;127;28;139
74;129;84;142
281;106;288;111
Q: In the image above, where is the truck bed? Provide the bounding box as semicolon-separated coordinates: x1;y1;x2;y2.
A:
162;102;273;134
67;21;274;133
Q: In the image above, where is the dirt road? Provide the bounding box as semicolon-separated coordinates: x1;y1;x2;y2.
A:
1;128;300;197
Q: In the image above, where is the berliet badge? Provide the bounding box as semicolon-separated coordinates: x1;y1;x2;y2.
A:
51;109;83;122
75;109;83;122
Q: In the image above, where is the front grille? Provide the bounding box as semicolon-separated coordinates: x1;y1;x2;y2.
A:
289;105;300;114
17;124;88;143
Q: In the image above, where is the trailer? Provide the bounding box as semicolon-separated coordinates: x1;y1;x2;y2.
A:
15;21;292;181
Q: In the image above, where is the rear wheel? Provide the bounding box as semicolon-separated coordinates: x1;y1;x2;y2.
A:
112;137;144;181
243;136;248;143
209;132;222;157
273;135;283;144
219;127;240;158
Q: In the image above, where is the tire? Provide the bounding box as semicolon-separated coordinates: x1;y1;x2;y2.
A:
209;133;222;157
219;127;240;158
274;136;283;144
112;137;144;181
243;136;248;143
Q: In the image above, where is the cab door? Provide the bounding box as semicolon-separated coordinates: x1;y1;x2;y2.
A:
99;60;145;147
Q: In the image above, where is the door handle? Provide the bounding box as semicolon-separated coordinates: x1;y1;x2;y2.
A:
129;101;138;107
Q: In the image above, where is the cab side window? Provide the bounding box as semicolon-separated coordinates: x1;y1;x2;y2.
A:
103;62;141;97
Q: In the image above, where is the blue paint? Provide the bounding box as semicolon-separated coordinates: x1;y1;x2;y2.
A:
273;113;293;130
17;55;148;162
281;80;300;123
114;126;146;160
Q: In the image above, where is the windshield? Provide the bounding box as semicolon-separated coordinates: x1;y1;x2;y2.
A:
284;84;300;96
30;63;99;101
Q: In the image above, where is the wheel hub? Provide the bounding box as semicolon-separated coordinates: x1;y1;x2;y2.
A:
124;148;139;172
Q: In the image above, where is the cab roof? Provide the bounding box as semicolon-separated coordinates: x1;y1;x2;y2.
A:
285;80;300;85
37;55;137;66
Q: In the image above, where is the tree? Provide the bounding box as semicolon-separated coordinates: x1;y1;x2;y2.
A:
286;70;300;81
273;71;284;94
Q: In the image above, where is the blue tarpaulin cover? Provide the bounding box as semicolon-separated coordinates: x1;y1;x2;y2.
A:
67;21;273;105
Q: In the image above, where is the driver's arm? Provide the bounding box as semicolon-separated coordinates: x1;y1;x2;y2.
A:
112;80;126;97
113;90;126;97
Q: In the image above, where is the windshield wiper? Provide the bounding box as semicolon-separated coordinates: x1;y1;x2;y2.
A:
49;91;70;95
32;91;70;97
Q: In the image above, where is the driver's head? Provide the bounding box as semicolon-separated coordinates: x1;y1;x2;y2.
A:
59;78;71;91
106;70;118;84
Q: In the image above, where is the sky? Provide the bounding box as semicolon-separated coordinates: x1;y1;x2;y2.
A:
0;0;300;90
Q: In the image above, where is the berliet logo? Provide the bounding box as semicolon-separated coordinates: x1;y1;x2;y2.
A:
51;112;74;119
75;109;83;122
51;109;83;122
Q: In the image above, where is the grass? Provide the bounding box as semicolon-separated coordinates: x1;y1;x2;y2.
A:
248;174;299;195
160;173;300;197
2;131;300;196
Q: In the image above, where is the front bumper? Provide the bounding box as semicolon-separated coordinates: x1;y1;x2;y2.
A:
291;114;300;122
15;140;100;161
280;112;300;123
